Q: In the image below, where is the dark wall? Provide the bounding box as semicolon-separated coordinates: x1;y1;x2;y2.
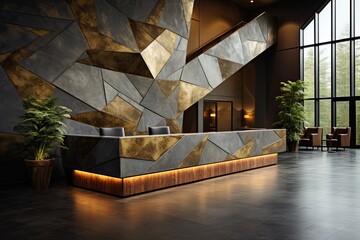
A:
256;0;326;128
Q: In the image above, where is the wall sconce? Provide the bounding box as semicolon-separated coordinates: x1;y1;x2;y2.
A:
244;114;250;119
210;113;216;118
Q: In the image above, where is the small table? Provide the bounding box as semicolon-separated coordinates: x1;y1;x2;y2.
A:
321;139;338;152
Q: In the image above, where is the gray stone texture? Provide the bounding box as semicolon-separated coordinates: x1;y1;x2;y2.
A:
0;0;74;20
198;54;222;89
136;109;166;132
21;22;88;82
120;158;154;177
53;63;106;110
141;82;175;119
107;0;159;23
157;50;186;80
181;58;210;88
89;159;121;178
63;118;99;136
53;88;96;114
95;0;138;51
157;0;188;38
199;140;229;165
0;23;37;54
126;74;154;97
0;10;72;32
0;66;24;133
206;32;244;64
102;69;143;104
208;132;244;154
146;133;206;173
104;82;119;104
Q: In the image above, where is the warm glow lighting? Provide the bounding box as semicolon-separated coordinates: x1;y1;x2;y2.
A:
244;114;250;119
210;113;216;118
72;154;278;197
250;0;254;3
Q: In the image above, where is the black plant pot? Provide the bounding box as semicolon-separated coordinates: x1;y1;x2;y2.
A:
287;141;299;152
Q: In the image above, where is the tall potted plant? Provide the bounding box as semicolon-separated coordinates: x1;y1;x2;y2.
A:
274;80;305;151
14;96;71;190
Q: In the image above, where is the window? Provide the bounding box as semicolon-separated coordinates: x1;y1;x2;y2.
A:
301;0;358;146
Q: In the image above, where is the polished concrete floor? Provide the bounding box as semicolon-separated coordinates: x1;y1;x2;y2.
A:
1;149;360;240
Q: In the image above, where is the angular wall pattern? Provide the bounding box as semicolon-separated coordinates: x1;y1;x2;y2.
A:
63;129;286;178
0;0;276;135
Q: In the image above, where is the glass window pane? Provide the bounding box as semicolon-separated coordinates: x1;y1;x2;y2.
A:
304;100;315;127
319;2;332;43
356;40;360;96
304;47;315;98
303;19;314;46
336;0;350;40
319;44;332;97
336;42;350;97
336;101;349;127
356;0;360;37
357;101;360;145
319;100;331;137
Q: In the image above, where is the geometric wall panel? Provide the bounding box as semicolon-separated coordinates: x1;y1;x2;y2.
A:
0;0;277;135
63;129;286;178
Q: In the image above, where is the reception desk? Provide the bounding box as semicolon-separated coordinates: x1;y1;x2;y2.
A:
62;129;286;197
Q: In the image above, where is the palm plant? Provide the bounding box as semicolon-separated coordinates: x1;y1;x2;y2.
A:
274;80;305;143
14;96;71;160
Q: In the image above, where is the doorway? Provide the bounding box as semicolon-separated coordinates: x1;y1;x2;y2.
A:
203;101;233;132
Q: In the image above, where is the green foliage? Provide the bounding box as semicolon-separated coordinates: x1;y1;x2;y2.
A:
13;96;71;160
274;80;305;143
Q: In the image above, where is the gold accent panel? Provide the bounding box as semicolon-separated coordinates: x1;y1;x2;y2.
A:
156;30;177;54
141;40;171;79
79;24;135;53
0;52;11;63
68;0;97;28
5;65;54;99
2;48;34;67
182;0;195;28
156;80;179;98
129;20;155;51
70;111;138;133
147;0;166;25
24;27;50;37
136;21;166;39
218;58;242;80
262;137;286;155
166;118;181;133
86;50;153;78
177;135;208;168
73;170;123;196
102;96;142;125
274;129;286;138
177;81;211;113
120;135;184;161
232;139;255;159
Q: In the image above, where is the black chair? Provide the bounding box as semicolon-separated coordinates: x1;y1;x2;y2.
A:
99;127;125;137
148;126;170;135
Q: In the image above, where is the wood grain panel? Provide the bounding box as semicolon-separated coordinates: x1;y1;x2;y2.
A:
73;170;123;196
122;154;278;196
72;154;277;197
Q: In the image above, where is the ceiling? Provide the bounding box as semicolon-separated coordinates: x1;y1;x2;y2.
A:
230;0;286;9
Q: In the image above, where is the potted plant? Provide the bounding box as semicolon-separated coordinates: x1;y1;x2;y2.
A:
274;80;305;152
14;96;71;190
